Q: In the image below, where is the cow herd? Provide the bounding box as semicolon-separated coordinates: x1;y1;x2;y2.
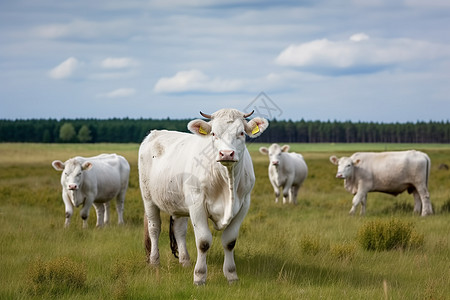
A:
51;108;434;285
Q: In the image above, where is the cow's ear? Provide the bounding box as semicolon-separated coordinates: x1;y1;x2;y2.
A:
188;119;212;136
353;159;361;166
246;117;269;138
52;160;65;171
329;156;339;165
82;162;93;171
281;145;290;152
259;147;269;155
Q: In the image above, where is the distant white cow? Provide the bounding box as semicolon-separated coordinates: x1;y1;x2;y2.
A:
139;108;268;285
259;144;308;204
52;154;130;228
329;150;433;216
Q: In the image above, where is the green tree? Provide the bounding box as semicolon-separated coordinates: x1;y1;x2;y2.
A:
77;125;92;143
59;122;76;142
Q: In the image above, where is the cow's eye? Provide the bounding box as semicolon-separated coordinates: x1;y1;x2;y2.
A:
211;132;215;137
240;132;245;136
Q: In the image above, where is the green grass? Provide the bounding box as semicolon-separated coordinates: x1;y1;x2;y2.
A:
1;143;449;299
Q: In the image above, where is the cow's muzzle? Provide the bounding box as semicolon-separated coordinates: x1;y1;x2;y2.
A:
217;150;237;164
336;173;345;179
68;184;78;190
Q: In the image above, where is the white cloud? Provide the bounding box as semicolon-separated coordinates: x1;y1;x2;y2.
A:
33;19;135;40
153;69;244;93
350;33;369;42
100;88;136;98
275;34;449;75
101;57;138;69
48;57;80;79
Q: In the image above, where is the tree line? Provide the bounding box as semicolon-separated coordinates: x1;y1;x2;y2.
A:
1;118;449;143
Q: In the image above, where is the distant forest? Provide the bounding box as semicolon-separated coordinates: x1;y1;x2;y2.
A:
1;118;450;143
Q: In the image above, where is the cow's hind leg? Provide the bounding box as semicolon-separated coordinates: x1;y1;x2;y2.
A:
115;190;126;225
170;216;190;267
93;202;105;227
144;202;161;265
103;201;111;225
290;185;300;205
412;190;422;215
416;186;433;216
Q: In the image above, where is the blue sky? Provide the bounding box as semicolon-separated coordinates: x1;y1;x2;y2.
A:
1;0;449;122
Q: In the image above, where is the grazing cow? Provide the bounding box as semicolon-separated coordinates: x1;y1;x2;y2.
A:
259;144;308;204
139;108;268;285
329;150;433;216
52;154;130;228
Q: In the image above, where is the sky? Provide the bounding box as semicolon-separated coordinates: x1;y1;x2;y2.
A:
1;0;449;123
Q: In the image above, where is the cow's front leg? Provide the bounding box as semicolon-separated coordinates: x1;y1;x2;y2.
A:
190;207;212;285
270;179;280;203
80;196;94;228
172;216;191;267
93;202;105;227
349;191;366;215
62;192;73;228
221;195;250;284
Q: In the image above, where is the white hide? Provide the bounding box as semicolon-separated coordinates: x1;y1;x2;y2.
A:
259;144;308;204
329;150;433;216
52;154;130;228
138;108;268;285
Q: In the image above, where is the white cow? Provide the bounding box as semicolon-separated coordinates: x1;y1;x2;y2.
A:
52;154;130;228
259;144;308;204
138;108;268;285
329;150;433;216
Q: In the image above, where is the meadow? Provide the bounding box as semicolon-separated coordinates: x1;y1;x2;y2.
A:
0;142;449;299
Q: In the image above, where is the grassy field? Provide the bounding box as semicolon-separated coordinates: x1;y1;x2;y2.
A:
1;143;449;299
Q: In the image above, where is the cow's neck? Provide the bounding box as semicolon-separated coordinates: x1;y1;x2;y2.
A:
212;160;243;230
344;173;357;194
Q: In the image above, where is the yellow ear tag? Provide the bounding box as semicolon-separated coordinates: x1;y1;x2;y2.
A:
252;124;260;135
199;126;207;135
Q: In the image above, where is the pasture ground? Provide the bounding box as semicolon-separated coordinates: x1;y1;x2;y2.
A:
0;143;449;299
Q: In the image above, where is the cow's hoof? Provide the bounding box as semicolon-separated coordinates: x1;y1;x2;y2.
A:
194;280;206;286
228;278;239;285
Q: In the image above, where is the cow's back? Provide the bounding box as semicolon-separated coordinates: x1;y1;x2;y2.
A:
351;150;429;193
286;152;308;184
80;154;130;201
139;130;203;215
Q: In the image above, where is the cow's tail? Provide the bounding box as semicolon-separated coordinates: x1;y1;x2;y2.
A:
144;214;151;263
169;216;179;259
425;154;430;188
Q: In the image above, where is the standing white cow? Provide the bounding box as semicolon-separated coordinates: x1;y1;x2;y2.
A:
329;150;433;216
52;154;130;228
138;108;268;285
259;144;308;204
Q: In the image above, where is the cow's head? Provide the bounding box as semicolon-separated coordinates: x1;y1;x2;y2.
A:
259;143;289;166
329;155;360;179
52;159;92;205
188;108;268;166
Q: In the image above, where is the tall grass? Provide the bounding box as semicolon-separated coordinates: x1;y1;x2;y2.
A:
1;143;449;299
